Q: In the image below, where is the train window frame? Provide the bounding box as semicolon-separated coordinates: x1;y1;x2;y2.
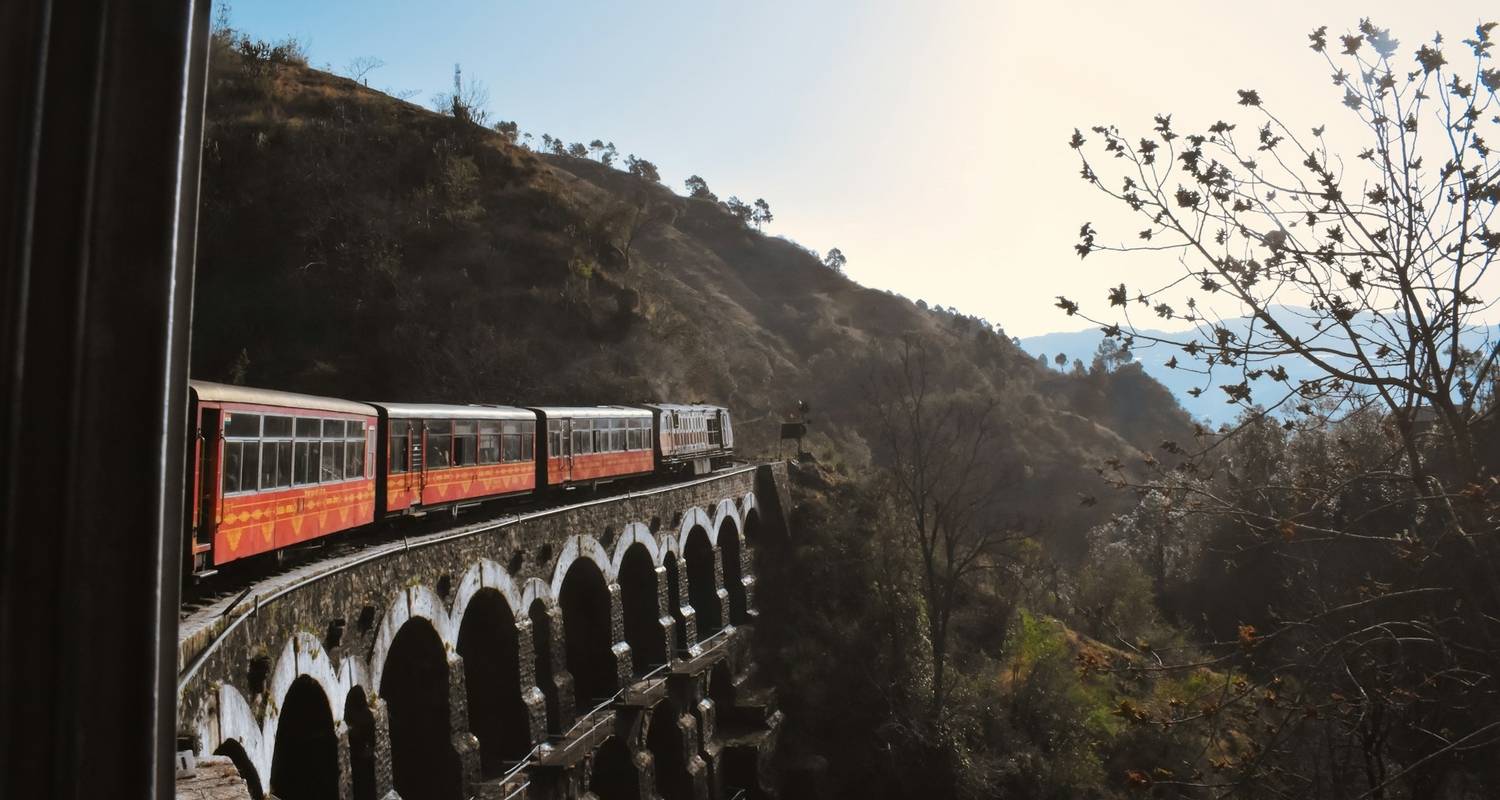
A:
453;420;478;467
345;421;366;479
320;425;345;483
222;412;262;495
478;420;501;465
572;419;593;455
292;416;320;486
425;419;453;469
389;423;409;475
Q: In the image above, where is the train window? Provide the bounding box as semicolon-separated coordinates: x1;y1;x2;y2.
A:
521;422;535;460
453;420;478;466
611;419;626;452
323;419;345;439
225;413;260;438
572;420;593;455
293;440;318;484
426;420;452;469
345;439;364;479
389;428;409;474
222;441;243;494
259;444;277;489
501;431;520;462
320;439;344;482
478;420;500;465
263;416;293;438
296;417;320;438
275;441;293;488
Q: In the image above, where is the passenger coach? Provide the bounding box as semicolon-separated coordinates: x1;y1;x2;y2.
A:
642;403;735;474
373;402;537;516
187;381;378;573
531;405;655;488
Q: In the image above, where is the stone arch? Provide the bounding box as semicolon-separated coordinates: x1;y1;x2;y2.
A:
203;630;358;800
268;631;358;733
520;576;554;613
526;596;562;735
450;557;525;638
550;533;616;597
213;737;265;800
455;587;532;776
618;540;666;674
206;686;268;792
611;522;661;573
559;556;618;712
684;525;722;637
740;492;762;547
343;686;377;800
268;674;339;800
716;514;749;625
707;499;741;548
369;584;457;692
674;507;713;553
380;616;462;800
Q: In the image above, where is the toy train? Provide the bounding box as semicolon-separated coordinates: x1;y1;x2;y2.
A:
186;381;734;575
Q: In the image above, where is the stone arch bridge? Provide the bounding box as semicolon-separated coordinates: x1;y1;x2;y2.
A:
176;463;790;800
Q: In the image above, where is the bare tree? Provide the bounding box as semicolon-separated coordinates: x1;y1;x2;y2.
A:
1067;19;1498;492
344;55;384;85
431;63;490;125
1065;19;1500;796
869;335;1024;717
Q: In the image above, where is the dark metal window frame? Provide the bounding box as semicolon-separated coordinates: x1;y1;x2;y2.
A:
1;1;213;798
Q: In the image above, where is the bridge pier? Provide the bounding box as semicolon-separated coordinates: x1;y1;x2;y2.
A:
605;583;634;692
543;604;579;731
710;545;731;631
335;724;353;800
447;653;484;796
515;617;551;748
370;696;399;800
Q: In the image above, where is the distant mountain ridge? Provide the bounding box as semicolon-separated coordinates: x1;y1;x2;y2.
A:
1021;312;1498;425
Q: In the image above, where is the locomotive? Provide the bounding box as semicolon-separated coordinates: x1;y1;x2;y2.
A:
185;381;735;576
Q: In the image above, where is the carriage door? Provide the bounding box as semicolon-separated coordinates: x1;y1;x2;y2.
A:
196;408;222;539
558;418;573;483
412;420;427;502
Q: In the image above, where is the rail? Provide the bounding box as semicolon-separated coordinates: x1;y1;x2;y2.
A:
177;464;761;694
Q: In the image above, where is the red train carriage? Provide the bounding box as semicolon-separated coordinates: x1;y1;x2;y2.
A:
187;382;378;573
531;406;655;488
641;403;735;475
373;403;537;515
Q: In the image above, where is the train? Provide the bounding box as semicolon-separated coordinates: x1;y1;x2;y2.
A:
185;381;735;576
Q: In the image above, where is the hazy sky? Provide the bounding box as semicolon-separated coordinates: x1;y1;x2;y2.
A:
229;0;1496;337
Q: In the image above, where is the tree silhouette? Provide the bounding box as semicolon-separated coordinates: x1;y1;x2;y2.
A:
823;247;847;273
751;198;773;229
684;174;717;202
724;196;753;225
625;155;660;183
1068;19;1500;796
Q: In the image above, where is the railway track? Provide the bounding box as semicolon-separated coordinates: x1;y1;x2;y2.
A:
177;464;753;627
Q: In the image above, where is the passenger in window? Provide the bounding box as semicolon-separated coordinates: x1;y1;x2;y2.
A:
223;441;242;494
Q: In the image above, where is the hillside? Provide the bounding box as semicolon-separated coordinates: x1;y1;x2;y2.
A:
191;38;1196;558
